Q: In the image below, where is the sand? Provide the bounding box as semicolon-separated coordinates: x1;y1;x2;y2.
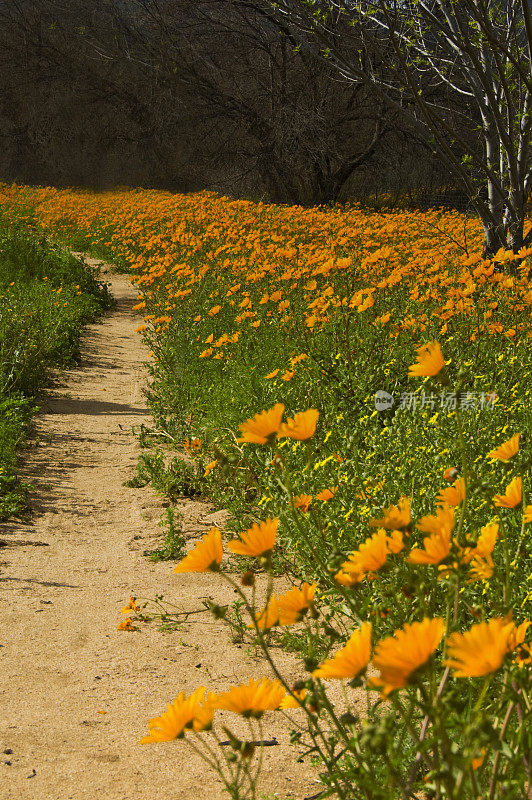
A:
0;261;317;800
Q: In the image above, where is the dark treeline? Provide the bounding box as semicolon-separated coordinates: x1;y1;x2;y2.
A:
0;0;460;205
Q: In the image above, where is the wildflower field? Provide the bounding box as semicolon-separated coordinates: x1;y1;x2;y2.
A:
1;182;531;798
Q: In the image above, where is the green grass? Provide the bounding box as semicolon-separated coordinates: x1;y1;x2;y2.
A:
0;220;112;520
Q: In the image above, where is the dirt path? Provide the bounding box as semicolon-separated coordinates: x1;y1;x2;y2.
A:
0;262;315;800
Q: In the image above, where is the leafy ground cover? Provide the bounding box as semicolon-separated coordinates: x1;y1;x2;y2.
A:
1;182;531;797
0;211;112;519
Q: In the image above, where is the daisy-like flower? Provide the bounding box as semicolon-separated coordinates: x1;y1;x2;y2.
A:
507;619;531;652
315;487;338;502
212;677;285;718
277;582;317;625
237;403;285;445
313;622;372;680
523;504;532;523
487;433;520;461
251;596;280;630
408;341;446;378
372;618;445;690
121;595;140;614
341;530;389;575
445;618;515;677
293;494;312;513
407;528;452;566
468;556;495;582
141;688;214;743
280;688;306;709
277;409;320;441
117;618;137;631
416;504;455;536
386;530;405;554
370;496;411;530
437;478;465;507
174;527;223;573
493;476;522;508
334;567;364;587
228;518;279;557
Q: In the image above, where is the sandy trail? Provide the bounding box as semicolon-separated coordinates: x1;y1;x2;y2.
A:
0;263;315;800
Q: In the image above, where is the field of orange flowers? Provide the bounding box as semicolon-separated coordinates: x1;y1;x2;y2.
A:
1;183;531;798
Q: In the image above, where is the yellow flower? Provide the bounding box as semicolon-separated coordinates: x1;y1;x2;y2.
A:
277;582;317;624
370;496;411;530
277;409;319;441
436;478;465;507
493;476;522;508
341;530;389;575
313;622;372;680
141;688;214;743
445;618;515;677
372;618;445;689
487;433;520;461
174;527;223;573
237;403;285;444
293;493;312;513
523;504;532;523
228;518;279;557
212;678;285;718
408;341;446;377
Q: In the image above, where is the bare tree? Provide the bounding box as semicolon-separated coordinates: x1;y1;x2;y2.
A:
272;0;532;255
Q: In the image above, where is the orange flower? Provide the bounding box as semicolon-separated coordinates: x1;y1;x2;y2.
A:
524;505;532;523
334;567;364;587
408;341;446;377
121;595;140;614
493;476;522;508
277;582;317;624
372;618;445;689
174;527;223;573
315;486;338;502
117;618;138;631
228;518;279;557
416;504;455;536
251;596;280;630
265;369;279;379
370;496;411;530
277;409;319;441
445;618;515;677
141;688;214;743
293;494;312;513
237;403;285;444
436;478;465;507
386;530;405;554
408;529;452;566
487;433;519;461
211;677;285;718
341;530;389;575
280;688;306;709
203;460;217;476
313;623;372;680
